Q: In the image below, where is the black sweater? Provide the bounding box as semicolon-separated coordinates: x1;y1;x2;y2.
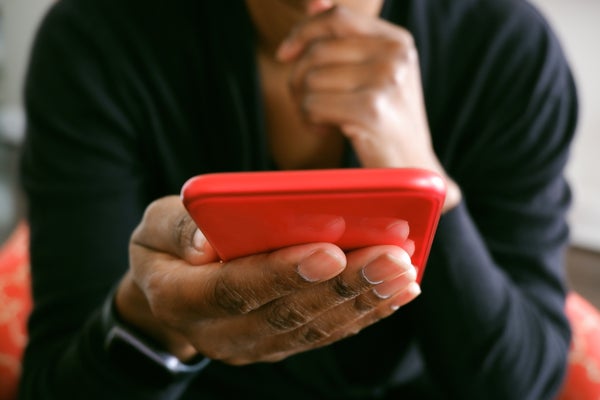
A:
19;0;578;399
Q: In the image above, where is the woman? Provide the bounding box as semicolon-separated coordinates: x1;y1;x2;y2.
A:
19;0;578;398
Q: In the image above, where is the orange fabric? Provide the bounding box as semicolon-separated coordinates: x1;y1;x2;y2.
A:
0;223;31;400
557;292;600;400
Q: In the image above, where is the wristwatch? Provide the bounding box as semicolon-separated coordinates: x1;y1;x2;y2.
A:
101;287;211;383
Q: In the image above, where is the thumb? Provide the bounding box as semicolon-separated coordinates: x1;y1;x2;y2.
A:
189;228;219;265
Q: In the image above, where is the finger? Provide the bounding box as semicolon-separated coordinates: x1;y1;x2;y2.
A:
139;242;347;323
294;279;421;354
287;274;421;355
131;195;218;265
205;246;417;364
403;239;416;258
289;36;375;91
340;217;410;249
293;59;372;96
344;245;414;285
249;246;414;335
289;36;401;94
285;214;346;243
239;268;420;363
277;6;407;61
193;246;411;348
300;89;383;130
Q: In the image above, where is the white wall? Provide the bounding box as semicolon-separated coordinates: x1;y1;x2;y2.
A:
529;0;600;251
1;0;599;250
0;0;52;142
1;0;52;108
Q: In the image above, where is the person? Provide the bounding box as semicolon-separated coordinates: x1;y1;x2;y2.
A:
17;0;578;399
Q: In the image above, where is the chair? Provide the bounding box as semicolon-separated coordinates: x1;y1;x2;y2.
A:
556;291;600;399
0;222;598;399
0;223;31;400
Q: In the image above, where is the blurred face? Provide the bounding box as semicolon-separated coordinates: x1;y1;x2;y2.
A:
245;0;385;53
274;0;383;16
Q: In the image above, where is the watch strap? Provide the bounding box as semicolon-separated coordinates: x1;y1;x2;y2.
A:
101;285;211;380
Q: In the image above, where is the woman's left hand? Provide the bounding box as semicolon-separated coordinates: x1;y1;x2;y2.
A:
277;5;461;211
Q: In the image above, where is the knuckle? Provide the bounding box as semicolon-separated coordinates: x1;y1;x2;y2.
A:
213;275;260;314
372;60;399;88
262;352;290;363
298;325;329;345
326;4;349;23
386;35;418;72
382;47;413;83
366;304;394;325
142;198;161;221
367;308;389;326
395;29;415;52
289;67;304;93
133;201;162;242
359;89;384;121
266;302;308;331
270;272;303;296
173;213;195;249
145;273;177;323
304;40;327;63
330;275;361;299
204;347;231;363
353;294;380;312
344;326;362;339
303;69;320;91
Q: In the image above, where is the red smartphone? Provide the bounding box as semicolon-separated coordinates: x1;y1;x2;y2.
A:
181;168;446;283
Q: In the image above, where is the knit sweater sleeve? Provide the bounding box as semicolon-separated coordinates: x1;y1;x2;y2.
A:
412;1;578;399
18;1;201;398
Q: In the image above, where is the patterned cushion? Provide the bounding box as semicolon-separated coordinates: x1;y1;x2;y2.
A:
557;291;600;400
0;223;31;400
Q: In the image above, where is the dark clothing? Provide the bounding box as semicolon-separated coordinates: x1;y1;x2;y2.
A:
19;0;578;399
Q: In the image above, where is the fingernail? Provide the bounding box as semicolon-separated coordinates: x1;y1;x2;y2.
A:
408;282;422;297
391;282;422;310
385;220;409;239
362;253;412;284
297;250;344;282
372;267;417;299
192;229;206;253
403;239;416;257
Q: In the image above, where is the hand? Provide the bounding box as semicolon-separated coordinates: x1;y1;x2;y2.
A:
276;6;461;211
115;195;421;365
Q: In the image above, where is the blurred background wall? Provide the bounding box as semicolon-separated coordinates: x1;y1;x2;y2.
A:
1;0;52;241
528;0;600;252
0;0;598;251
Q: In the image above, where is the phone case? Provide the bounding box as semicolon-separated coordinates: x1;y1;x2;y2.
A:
181;168;446;283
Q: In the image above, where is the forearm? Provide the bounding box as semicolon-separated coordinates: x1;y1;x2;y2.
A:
415;202;570;399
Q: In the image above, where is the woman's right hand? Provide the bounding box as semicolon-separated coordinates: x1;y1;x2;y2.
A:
115;195;420;365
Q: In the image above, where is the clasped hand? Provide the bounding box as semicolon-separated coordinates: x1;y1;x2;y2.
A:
276;5;461;211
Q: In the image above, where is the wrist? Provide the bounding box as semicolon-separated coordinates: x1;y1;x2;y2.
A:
103;281;210;382
114;274;200;362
